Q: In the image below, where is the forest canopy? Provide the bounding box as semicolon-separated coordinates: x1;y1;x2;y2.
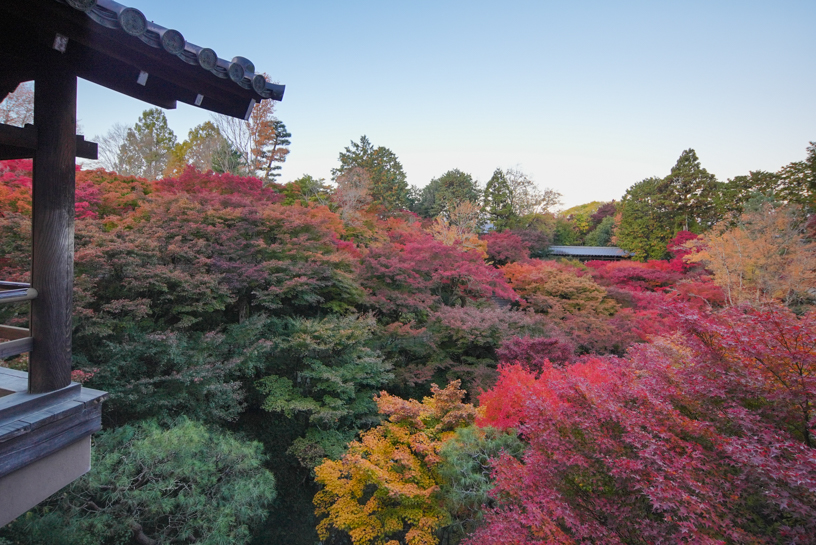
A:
0;96;814;544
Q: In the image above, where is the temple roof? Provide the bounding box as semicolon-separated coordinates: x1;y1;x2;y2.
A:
548;246;634;258
0;0;285;119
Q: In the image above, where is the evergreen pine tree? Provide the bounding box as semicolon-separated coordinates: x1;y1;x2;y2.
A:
484;168;515;231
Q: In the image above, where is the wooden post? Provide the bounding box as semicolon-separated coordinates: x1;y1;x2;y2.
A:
29;68;77;394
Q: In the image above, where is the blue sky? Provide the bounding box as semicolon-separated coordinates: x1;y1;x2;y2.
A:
76;0;816;209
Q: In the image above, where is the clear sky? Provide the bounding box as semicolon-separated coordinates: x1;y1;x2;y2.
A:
75;0;816;209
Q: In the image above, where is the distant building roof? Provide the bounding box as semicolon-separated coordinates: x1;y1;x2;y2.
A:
548;246;633;259
1;0;284;119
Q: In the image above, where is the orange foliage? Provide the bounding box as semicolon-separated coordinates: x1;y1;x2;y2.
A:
686;204;816;307
502;260;617;317
314;382;477;545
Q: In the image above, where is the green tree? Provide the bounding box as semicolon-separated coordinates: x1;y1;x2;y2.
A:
281;174;332;206
552;214;579;245
211;137;245;174
777;141;816;209
2;418;276;545
332;135;409;212
584;215;615;246
413;169;481;218
484;168;561;231
484;168;515;231
616;176;675;260
437;426;526;544
657;148;719;232
164;121;228;177
716;170;781;219
119;108;178;180
558;201;605;243
256;314;394;468
617;150;719;258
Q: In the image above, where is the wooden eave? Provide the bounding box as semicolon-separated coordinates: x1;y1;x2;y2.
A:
0;0;285;120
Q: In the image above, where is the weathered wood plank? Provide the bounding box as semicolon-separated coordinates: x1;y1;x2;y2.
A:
0;383;81;427
0;123;37;149
0;326;30;341
0;369;28;393
19;400;85;429
29;67;76;394
0;420;30;444
0;338;33;360
0;124;97;160
0;404;101;478
75;135;97;160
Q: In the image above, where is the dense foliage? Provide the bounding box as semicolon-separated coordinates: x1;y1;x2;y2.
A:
470;302;816;545
1;135;814;544
314;382;477;545
3;418;276;545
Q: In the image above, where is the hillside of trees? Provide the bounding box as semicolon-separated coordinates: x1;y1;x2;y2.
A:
1;94;815;544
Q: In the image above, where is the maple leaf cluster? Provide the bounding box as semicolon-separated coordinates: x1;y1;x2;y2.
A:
2;154;814;545
471;301;816;544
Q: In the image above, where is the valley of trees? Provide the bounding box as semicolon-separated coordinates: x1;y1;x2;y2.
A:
1;88;815;544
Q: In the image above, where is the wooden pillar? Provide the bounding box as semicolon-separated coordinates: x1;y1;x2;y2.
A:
29;68;77;394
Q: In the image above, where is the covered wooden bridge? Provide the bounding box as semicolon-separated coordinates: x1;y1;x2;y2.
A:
548;246;634;262
0;0;284;525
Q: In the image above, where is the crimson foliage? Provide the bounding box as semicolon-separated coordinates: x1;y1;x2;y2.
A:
482;231;530;266
360;229;516;322
470;302;816;544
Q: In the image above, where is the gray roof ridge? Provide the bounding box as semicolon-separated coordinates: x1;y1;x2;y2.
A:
59;0;284;101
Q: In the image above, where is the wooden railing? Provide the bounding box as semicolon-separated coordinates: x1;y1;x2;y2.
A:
0;281;36;360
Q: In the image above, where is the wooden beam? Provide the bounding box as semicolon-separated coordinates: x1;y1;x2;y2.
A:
0;386;105;479
0;124;98;160
75;135;97;161
0;147;39;161
0;124;37;149
29;67;76;394
0;326;30;341
0;338;33;360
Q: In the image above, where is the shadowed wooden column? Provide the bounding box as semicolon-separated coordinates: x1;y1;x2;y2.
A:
29;68;77;394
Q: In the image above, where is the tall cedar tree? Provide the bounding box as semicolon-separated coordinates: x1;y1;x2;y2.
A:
776;141;816;208
332;136;409;212
484;169;515;231
657;148;719;232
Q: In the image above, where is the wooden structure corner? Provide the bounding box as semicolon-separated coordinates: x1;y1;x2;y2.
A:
0;0;285;526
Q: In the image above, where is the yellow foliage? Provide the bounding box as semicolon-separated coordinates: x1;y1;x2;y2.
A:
686;204;816;307
314;382;476;545
429;216;488;258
